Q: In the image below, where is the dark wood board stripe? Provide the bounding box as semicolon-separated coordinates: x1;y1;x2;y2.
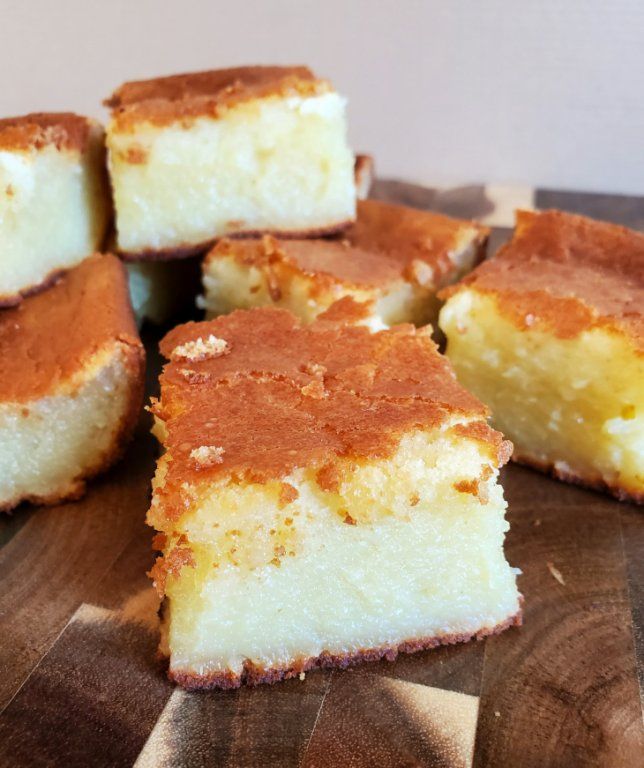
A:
620;506;644;705
0;427;155;713
535;189;644;230
474;466;643;768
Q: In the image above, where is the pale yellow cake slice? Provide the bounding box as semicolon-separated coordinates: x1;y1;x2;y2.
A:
0;254;145;511
200;199;488;327
0;113;110;306
148;305;522;689
440;209;644;503
105;66;356;259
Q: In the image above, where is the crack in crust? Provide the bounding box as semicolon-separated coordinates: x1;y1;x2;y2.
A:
165;609;523;690
512;453;644;505
118;220;355;262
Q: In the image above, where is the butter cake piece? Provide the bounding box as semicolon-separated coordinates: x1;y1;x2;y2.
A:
200;199;488;327
0;113;110;306
0;254;145;511
440;209;644;503
105;66;356;259
148;305;521;689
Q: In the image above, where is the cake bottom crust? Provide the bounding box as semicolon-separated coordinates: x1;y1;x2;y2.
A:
118;220;354;262
166;609;523;691
0;266;68;308
512;453;643;506
0;342;145;513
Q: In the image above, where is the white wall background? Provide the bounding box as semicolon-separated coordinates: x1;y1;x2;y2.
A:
2;0;643;195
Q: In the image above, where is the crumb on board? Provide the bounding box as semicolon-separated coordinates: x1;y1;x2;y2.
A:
547;561;565;585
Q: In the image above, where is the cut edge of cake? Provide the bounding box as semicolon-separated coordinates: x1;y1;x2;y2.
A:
439;208;644;504
105;66;356;259
0;113;111;306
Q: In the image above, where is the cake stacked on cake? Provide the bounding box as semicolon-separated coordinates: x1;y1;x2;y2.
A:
103;65;361;325
440;209;644;503
0;110;145;512
148;305;522;689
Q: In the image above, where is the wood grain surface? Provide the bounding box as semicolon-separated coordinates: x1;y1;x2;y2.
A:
0;181;642;768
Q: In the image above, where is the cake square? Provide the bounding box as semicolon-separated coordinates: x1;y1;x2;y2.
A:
439;209;644;503
200;199;488;327
105;66;356;259
148;304;521;689
0;113;110;306
0;253;145;511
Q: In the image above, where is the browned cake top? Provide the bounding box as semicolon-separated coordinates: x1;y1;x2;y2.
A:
0;113;97;152
209;235;402;291
443;209;644;349
207;199;488;290
105;66;330;129
0;254;141;402
152;306;508;522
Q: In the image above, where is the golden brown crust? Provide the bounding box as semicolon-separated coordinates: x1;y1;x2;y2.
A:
118;219;353;262
209;235;402;291
512;452;644;506
106;66;330;130
0;253;141;402
442;209;644;351
315;296;374;325
452;421;513;466
349;199;489;286
204;199;488;291
152;306;502;522
0;112;97;152
166;609;523;690
0;339;145;513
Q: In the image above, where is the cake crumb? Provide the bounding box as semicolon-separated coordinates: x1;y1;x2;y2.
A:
316;463;341;493
494;711;501;718
301;380;326;399
172;334;229;362
409;492;420;507
190;445;225;469
301;361;326;378
408;258;435;288
547;561;565;585
279;483;299;507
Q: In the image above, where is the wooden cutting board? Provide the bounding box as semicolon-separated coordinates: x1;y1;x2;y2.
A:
0;181;642;768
